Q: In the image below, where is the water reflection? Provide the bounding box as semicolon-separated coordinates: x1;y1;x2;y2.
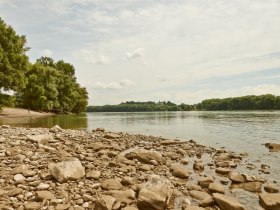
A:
0;114;88;129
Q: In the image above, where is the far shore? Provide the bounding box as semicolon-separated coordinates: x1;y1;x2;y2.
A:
0;107;54;118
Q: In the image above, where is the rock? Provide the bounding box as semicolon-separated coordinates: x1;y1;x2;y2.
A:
14;174;26;183
228;172;245;183
49;125;63;133
24;202;41;210
264;183;279;193
11;164;29;175
7;187;22;196
86;142;105;151
104;133;120;139
189;190;213;207
137;175;172;210
243;182;262;192
86;170;101;179
259;193;280;210
101;179;123;190
35;191;54;201
198;177;214;188
109;189;136;204
213;193;246;210
208;182;225;194
215;167;233;175
171;164;190;179
96;127;105;132
1;125;10;129
160;140;181;145
95;195;116;210
27;134;53;144
193;161;204;172
121;176;134;185
125;149;165;164
48;158;85;183
37;183;50;190
183;207;206;210
265;143;280;152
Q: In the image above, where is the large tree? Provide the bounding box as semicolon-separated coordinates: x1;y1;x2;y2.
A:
0;18;29;93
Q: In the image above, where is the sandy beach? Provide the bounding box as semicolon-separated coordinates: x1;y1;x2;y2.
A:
0;108;54;118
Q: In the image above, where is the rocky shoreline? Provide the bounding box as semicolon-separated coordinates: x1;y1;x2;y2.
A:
0;125;279;210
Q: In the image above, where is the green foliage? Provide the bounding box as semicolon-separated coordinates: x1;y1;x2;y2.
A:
87;101;184;112
195;94;280;111
0;17;29;107
18;57;88;113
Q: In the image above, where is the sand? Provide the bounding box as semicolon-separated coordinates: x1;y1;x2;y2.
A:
0;108;53;118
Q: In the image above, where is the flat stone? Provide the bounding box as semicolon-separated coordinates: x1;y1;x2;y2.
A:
208;182;225;194
213;193;246;210
264;183;279;193
35;191;54;201
215;167;232;175
101;179;123;190
189;190;213;207
228;172;245;183
86;170;101;179
259;193;280;210
198;177;214;188
125;148;165;164
104;133;121;139
171;164;190;179
27;134;53;144
24;202;41;210
243;182;262;192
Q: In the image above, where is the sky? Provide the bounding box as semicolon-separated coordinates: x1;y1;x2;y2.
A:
1;0;280;105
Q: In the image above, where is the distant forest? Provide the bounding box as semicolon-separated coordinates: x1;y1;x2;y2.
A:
87;94;280;112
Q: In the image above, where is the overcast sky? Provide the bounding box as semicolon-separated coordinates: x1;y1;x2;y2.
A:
1;0;280;105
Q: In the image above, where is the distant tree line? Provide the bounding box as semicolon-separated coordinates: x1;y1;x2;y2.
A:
87;94;280;112
0;17;88;113
195;94;280;111
87;101;193;112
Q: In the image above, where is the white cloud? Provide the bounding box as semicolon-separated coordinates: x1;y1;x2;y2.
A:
42;49;53;57
92;79;134;90
126;48;145;59
76;49;108;64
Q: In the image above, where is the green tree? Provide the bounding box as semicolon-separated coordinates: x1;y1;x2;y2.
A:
0;18;29;107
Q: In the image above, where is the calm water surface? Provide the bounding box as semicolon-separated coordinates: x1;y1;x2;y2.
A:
1;111;280;180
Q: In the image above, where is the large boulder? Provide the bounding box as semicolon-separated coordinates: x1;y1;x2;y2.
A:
259;193;280;210
137;175;172;210
48;158;85;183
125;149;165;164
213;193;246;210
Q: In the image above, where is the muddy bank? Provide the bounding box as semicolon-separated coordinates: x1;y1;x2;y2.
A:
0;125;279;210
0;108;54;118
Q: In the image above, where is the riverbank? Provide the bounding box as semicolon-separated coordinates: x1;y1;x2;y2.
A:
0;108;54;118
0;125;279;209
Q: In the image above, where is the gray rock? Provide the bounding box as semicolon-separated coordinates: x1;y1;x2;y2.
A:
48;158;85;183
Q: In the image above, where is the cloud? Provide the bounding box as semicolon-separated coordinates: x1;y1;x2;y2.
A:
126;48;145;59
42;49;53;57
77;49;108;64
92;79;134;90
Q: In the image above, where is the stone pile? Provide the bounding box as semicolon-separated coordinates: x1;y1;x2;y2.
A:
0;125;279;210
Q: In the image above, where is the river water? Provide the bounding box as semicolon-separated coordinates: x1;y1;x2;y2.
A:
1;111;280;181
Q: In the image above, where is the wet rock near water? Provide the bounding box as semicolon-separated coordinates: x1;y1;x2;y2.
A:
0;125;279;209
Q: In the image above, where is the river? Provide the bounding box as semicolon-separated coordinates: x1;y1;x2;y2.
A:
1;111;279;181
